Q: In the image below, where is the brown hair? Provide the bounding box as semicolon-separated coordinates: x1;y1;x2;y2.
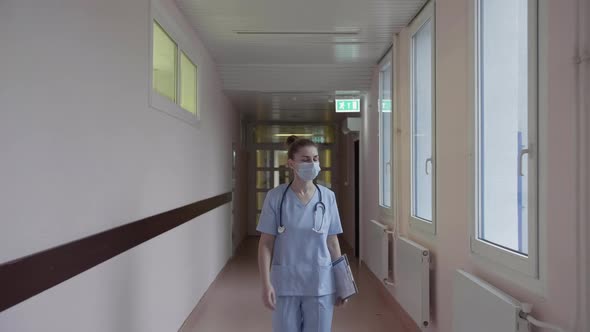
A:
286;135;317;160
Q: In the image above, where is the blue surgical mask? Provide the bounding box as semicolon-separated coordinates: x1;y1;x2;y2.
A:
296;162;321;182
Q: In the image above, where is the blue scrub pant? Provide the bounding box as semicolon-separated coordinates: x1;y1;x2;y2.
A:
272;295;335;332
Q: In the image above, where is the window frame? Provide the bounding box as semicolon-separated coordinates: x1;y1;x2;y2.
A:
149;5;200;127
468;0;542;282
408;1;437;235
378;50;394;216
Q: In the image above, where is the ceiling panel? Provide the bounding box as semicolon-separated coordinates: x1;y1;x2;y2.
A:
176;0;426;122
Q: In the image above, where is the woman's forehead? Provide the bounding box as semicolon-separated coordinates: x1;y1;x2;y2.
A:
294;146;318;158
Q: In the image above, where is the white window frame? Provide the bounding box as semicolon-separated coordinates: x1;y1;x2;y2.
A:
149;3;200;127
378;50;394;216
468;0;544;286
408;1;436;235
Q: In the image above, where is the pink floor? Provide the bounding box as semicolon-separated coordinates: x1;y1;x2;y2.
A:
181;237;416;332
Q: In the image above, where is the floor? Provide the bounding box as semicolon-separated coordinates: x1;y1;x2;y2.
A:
181;237;415;332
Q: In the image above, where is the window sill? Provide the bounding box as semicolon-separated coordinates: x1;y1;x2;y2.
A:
470;247;545;297
150;91;200;128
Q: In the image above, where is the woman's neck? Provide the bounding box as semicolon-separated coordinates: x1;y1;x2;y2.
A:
290;177;315;195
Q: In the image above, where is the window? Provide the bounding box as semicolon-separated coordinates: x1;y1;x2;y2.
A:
180;52;197;115
409;1;436;233
152;21;177;103
471;0;538;277
379;53;393;210
150;19;199;125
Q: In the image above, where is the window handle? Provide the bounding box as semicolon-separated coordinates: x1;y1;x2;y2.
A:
425;158;432;175
518;148;529;176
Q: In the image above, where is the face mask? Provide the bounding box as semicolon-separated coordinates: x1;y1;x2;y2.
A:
295;162;321;182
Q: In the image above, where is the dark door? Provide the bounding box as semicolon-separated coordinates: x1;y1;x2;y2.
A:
354;139;360;258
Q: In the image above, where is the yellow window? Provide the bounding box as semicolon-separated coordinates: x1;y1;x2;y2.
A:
180;51;197;115
152;21;177;102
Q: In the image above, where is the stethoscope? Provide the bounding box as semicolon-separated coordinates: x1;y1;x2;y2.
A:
277;181;326;234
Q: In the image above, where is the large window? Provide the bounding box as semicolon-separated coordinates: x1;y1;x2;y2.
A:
472;0;538;277
409;1;436;233
379;53;393;210
151;19;199;125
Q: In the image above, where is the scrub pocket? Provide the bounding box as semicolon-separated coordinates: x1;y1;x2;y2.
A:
270;264;335;296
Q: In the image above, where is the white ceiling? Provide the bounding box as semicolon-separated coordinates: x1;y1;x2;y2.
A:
177;0;427;122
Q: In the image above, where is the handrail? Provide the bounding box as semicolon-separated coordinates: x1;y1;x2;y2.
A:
0;192;232;312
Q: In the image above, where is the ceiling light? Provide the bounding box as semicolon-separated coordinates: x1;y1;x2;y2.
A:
274;134;314;137
234;28;360;36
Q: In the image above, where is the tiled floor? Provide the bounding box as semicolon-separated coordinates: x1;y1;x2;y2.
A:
181;237;414;332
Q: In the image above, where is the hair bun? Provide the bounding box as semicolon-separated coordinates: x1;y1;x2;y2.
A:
286;135;299;146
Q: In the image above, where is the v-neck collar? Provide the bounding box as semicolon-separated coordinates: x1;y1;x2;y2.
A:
288;186;318;207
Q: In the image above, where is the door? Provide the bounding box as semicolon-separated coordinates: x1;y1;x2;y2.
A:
355;139;360;258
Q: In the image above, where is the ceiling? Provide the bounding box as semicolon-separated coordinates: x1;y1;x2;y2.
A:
177;0;427;122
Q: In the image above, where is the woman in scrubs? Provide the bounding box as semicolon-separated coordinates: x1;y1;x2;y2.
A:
257;136;346;332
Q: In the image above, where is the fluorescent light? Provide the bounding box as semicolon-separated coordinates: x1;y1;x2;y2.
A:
274;134;314;137
335;90;361;96
234;29;360;35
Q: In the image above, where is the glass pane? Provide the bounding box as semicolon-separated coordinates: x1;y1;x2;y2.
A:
152;21;177;102
274;150;288;168
380;62;392;208
274;168;291;186
180;52;197;115
320;149;332;168
256;171;274;189
316;171;332;189
412;19;433;222
478;0;529;254
257;192;266;210
256;212;261;226
256;150;272;168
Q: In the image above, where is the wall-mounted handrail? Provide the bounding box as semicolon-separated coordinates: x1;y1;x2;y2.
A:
0;192;232;312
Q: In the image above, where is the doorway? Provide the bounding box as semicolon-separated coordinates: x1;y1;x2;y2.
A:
355;139;360;258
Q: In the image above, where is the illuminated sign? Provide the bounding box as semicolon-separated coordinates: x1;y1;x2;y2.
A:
335;99;361;113
381;99;392;112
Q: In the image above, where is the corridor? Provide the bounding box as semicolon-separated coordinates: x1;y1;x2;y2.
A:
181;238;417;332
0;0;588;331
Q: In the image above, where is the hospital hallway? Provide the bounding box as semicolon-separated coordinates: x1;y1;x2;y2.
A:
1;0;589;331
181;237;416;332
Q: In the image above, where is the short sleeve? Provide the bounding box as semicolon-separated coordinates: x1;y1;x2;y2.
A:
328;192;343;235
256;190;278;235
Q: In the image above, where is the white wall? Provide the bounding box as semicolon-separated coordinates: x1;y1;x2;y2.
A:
359;0;583;331
0;0;241;330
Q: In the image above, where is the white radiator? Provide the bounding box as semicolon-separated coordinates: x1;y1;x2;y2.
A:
453;270;530;332
365;220;388;281
394;236;431;328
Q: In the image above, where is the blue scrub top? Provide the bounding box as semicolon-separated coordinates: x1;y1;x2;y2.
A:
257;183;343;297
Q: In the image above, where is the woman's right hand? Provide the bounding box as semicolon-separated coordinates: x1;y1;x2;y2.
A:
261;283;276;310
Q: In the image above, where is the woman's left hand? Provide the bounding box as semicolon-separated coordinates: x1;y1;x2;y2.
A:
335;297;349;307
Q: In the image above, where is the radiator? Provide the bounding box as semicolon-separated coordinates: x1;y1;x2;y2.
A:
365;220;388;281
394;236;431;328
453;270;530;332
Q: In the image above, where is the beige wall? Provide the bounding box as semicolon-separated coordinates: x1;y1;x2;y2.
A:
0;0;243;330
358;0;583;331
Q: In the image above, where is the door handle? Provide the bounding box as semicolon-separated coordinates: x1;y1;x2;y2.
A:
425;158;432;175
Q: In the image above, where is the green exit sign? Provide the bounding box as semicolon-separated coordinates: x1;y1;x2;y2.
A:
335;99;360;113
381;99;392;112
